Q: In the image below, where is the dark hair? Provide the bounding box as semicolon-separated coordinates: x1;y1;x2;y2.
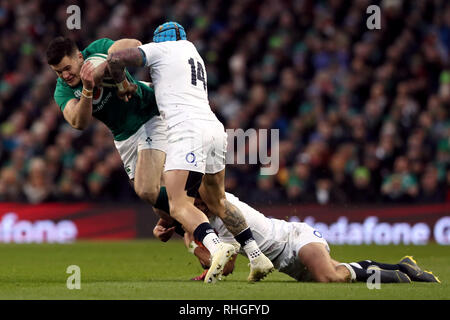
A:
46;37;78;65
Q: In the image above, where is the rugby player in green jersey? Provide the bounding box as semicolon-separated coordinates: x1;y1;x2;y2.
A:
46;37;170;217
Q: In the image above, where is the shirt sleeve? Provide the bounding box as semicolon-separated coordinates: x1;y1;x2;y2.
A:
138;42;165;67
54;80;77;111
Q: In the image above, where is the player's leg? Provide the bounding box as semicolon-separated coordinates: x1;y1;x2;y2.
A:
163;170;208;232
199;121;274;282
199;171;274;282
183;231;238;281
164;169;235;283
290;223;404;283
299;244;412;283
330;258;413;283
163;135;236;285
198;170;244;234
134;148;167;207
298;243;351;283
335;257;440;283
115;115;171;214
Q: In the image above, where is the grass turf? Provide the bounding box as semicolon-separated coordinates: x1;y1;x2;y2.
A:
0;240;448;300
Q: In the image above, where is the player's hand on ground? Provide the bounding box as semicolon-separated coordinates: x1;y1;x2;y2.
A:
223;254;237;276
117;80;137;102
80;61;95;90
153;224;175;242
193;245;212;268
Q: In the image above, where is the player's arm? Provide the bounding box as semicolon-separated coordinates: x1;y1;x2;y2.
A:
92;61;108;87
105;47;143;101
153;217;176;242
61;61;95;130
105;39;143;83
153;212;185;242
107;39;142;55
107;47;145;82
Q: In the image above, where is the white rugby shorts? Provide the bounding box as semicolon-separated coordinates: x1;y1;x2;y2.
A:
114;115;168;179
272;222;330;282
164;118;227;174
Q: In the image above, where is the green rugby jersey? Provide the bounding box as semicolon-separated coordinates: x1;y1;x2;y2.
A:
53;38;159;141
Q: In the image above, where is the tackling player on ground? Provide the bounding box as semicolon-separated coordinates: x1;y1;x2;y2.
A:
107;22;274;283
154;192;441;284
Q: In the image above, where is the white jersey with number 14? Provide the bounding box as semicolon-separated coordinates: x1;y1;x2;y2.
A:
139;40;218;128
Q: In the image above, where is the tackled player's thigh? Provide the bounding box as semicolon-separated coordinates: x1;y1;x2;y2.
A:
298;243;350;283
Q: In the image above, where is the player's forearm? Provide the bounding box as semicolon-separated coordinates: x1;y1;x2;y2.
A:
108;39;142;54
92;61;108;86
107;48;144;82
72;96;93;129
64;95;93;130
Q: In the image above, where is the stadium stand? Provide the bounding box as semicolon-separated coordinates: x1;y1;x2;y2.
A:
0;0;448;205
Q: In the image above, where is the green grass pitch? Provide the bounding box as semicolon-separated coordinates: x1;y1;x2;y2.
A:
0;240;448;300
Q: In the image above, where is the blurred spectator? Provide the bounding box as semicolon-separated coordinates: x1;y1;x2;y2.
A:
417;165;446;203
381;156;419;202
0;166;24;201
350;166;379;203
248;173;283;206
22;157;54;204
0;0;448;205
54;168;86;202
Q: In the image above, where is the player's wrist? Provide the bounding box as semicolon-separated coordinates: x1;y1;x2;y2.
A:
116;79;129;92
81;87;93;99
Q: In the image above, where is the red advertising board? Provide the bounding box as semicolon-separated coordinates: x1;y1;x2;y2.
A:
0;202;448;245
0;203;137;243
258;202;449;245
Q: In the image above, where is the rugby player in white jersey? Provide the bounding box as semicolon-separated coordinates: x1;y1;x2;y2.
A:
154;193;441;284
107;22;274;283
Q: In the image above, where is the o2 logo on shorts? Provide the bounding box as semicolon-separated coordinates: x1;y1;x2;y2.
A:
185;152;196;164
313;230;323;238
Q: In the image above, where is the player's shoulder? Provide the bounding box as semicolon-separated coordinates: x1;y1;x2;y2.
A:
86;38;114;48
82;38;115;58
154;39;195;50
177;40;196;50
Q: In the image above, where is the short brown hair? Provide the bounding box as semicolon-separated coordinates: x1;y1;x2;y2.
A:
46;37;78;65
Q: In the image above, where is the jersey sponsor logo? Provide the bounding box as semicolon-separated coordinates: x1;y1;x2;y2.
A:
92;87;104;104
313;230;323;238
92;92;112;113
74;89;81;98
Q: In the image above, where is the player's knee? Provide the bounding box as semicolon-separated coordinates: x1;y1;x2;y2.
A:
314;274;331;283
315;271;344;283
218;197;227;211
209;197;227;217
135;184;159;205
165;198;185;220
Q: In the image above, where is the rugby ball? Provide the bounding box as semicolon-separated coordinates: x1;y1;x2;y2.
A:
84;53;117;88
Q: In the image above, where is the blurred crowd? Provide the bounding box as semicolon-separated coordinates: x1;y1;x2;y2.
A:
0;0;449;205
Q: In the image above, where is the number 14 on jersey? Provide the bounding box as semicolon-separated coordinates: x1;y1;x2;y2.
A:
188;58;207;91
